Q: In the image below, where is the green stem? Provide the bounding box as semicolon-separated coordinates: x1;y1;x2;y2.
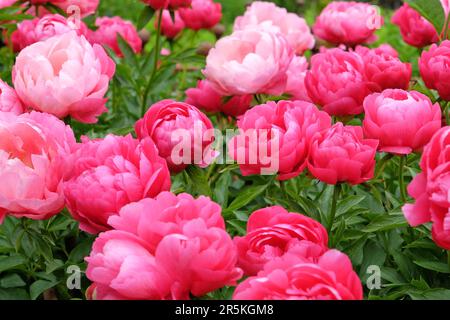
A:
373;153;394;181
444;101;450;125
447;251;450;271
327;184;341;234
398;155;407;203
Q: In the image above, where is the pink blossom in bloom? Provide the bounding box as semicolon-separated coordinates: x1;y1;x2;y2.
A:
363;89;441;155
12;31;115;123
203;29;294;96
234;206;328;276
233;249;363;300
403;127;450;249
135;100;215;173
0;79;24;115
229;100;331;180
233;1;314;55
419;40;450;101
64;135;171;234
178;0;222;31
0;0;17;8
313;1;383;46
168;0;191;9
185;80;252;117
90;16;142;57
0;112;76;223
308;123;378;185
158;10;185;39
141;0;168;10
284;56;311;102
56;0;99;18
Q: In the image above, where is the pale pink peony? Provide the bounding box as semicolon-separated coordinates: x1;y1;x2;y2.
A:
0;79;24;115
178;0;222;31
64;135;171;234
233;249;363;300
363;89;441;155
13;31;115;123
229;100;331;180
308;123;378;185
0;0;17;8
313;1;383;46
203;29;294;96
0;112;76;223
91;16;142;57
284;56;311;102
158;10;185;39
233;1;314;55
234;206;328;276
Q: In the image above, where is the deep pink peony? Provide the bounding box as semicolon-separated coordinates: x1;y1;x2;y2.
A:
91;16;142;57
234;206;328;276
392;3;439;48
0;79;24;115
185;80;252;117
233;1;314;55
135;100;215;172
403;127;450;249
13;31;115;123
313;1;383;46
169;0;191;8
419;41;450;101
363;89;441;155
305;48;369;116
0;112;76;223
284;56;311;102
141;0;168;10
233;249;363;300
10;14;89;52
56;0;99;17
204;29;294;96
64;135;171;234
308;123;378;185
158;10;185;39
355;45;412;93
229;100;331;180
178;0;222;31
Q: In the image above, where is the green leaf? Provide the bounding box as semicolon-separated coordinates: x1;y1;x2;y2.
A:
405;0;446;35
0;288;29;300
408;289;450;300
0;255;26;273
30;280;59;300
137;5;155;30
213;171;231;206
117;33;137;63
45;259;65;274
68;238;94;263
185;166;212;197
336;195;366;216
362;212;408;233
0;274;25;288
224;182;271;214
413;260;450;273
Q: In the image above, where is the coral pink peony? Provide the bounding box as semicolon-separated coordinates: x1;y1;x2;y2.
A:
0;112;76;223
403;127;450;249
419;40;450;101
355;45;412;92
363;89;441;155
313;1;383;46
308;123;378;185
158;10;185;39
229;100;331;180
91;16;142;57
178;0;222;31
185;80;252;117
0;79;24;115
233;249;363;300
12;31;115;123
141;0;168;10
284;56;311;102
64;135;171;234
56;0;99;17
204;29;294;96
135;100;215;172
392;3;439;48
10;14;88;52
305;48;369;116
233;1;314;55
234;206;328;276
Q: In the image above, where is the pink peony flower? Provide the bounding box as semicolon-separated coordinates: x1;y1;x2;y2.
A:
284;56;311;102
233;249;363;300
313;1;383;46
169;0;191;8
355;45;412;93
10;14;89;52
203;29;294;96
158;10;185;39
305;48;369;116
363;89;441;155
12;31;115;123
403;127;450;249
185;80;252;117
308;123;378;185
0;112;76;223
229;100;331;180
0;79;24;115
392;3;439;48
56;0;99;17
135;100;215;172
0;0;17;8
64;135;171;234
419;40;450;101
234;206;328;276
141;0;168;10
233;1;314;55
178;0;222;31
